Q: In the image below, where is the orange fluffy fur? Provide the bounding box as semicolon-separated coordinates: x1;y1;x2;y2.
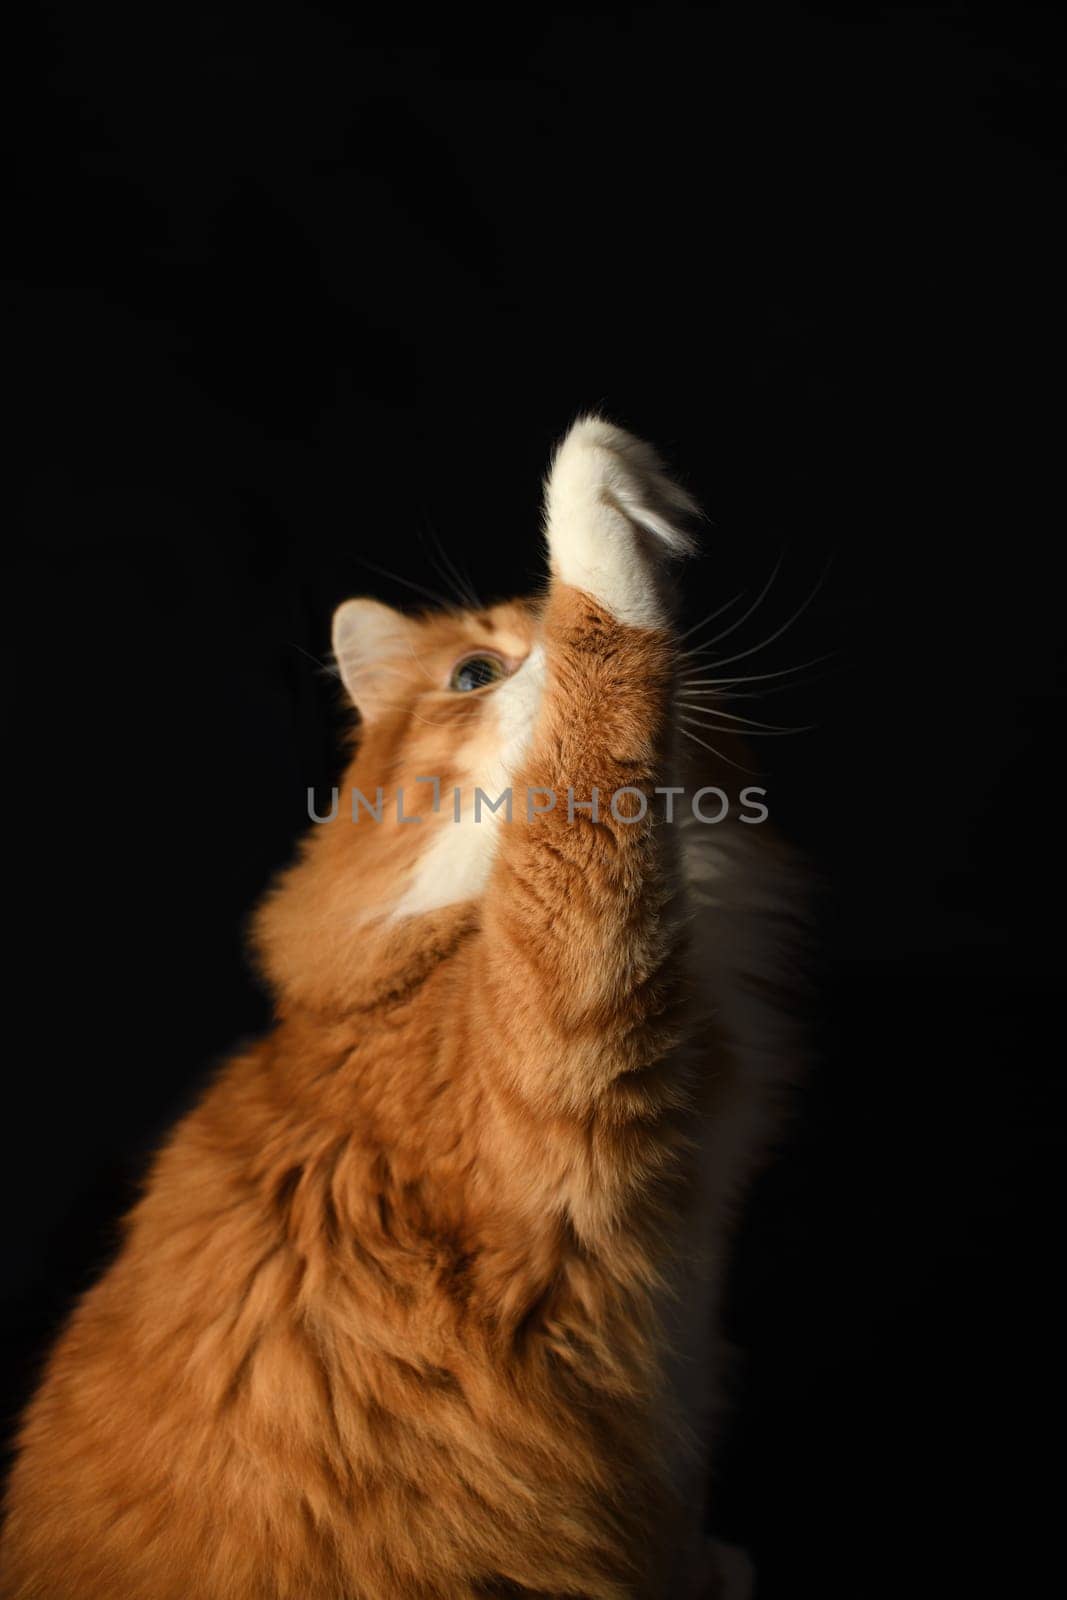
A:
0;420;799;1599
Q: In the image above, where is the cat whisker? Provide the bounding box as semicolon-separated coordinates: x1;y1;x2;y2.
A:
423;548;468;610
686;552;785;655
679;666;838;703
678;652;837;688
674;701;812;734
676;719;762;774
684;560;834;677
287;642;341;678
697;672;835;698
676;704;816;736
677;557;833;677
420;525;483;612
353;556;454;612
676;590;747;643
678;639;735;667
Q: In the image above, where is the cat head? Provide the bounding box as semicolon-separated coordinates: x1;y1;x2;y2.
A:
252;594;550;1009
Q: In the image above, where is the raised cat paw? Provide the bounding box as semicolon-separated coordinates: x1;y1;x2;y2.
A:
543;414;699;627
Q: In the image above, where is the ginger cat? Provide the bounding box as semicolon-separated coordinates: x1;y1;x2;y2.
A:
0;418;800;1599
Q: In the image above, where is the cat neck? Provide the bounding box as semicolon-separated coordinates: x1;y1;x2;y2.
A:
251;812;479;1020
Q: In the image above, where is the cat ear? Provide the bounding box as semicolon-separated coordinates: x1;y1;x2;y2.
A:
331;598;415;718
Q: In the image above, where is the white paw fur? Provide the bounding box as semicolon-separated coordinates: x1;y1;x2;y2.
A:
543;414;699;628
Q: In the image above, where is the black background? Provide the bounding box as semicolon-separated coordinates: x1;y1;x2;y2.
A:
2;4;1063;1595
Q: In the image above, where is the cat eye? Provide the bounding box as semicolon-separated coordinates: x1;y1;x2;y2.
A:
449;652;507;693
